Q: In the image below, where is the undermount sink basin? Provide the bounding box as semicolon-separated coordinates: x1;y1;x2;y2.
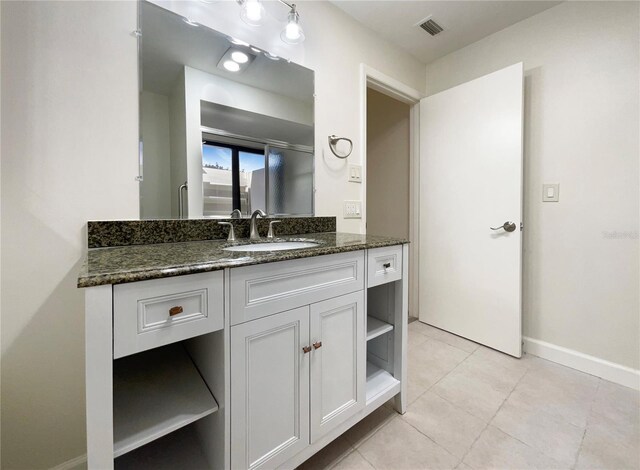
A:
223;241;319;252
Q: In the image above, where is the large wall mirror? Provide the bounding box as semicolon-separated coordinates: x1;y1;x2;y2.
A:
138;1;315;219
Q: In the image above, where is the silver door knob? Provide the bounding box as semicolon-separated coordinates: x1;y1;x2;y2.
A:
490;221;516;232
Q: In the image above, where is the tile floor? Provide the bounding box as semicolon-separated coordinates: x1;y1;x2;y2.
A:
298;321;640;470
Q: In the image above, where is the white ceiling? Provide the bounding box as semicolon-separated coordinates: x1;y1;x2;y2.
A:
330;1;562;64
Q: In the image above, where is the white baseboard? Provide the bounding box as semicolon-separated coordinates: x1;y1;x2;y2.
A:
50;453;86;470
524;336;640;390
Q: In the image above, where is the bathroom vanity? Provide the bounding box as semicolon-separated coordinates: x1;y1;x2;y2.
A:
79;221;408;469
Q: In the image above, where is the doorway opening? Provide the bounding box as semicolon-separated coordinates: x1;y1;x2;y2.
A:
360;65;422;318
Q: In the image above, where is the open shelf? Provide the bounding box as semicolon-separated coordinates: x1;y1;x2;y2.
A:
366;316;394;341
365;361;400;404
113;344;218;458
114;423;209;470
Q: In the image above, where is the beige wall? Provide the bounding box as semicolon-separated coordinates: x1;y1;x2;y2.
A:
0;2;139;468
0;1;425;468
426;1;640;369
366;89;410;239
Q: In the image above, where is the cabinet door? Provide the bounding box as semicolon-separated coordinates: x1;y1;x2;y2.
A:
231;306;310;470
310;291;365;443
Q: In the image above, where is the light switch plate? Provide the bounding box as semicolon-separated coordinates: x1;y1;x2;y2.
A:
543;183;559;202
348;164;362;183
343;200;362;219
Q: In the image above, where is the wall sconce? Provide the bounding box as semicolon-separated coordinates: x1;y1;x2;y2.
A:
236;0;305;44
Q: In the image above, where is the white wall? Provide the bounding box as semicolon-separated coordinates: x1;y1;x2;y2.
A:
140;91;172;219
425;1;639;370
0;1;425;467
0;2;139;468
153;0;426;233
190;66;313;126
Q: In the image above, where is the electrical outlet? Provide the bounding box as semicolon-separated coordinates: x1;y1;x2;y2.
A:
343;200;362;219
348;164;362;183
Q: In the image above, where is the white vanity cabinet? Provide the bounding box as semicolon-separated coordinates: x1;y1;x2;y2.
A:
84;244;408;470
230;291;365;470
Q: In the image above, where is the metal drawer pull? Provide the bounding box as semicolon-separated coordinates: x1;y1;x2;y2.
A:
303;346;312;354
383;262;391;269
169;306;184;317
313;341;322;349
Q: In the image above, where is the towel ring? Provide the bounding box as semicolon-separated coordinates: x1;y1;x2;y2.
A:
328;135;353;159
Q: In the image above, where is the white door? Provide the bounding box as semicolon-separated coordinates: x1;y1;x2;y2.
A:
310;291;365;443
230;306;310;470
419;63;524;357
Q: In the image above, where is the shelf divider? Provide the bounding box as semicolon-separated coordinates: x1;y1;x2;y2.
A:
366;316;394;342
365;361;400;404
113;344;218;458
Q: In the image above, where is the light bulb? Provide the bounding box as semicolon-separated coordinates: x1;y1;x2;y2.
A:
285;22;301;41
223;60;240;72
245;1;261;20
231;51;249;63
240;0;264;26
280;7;305;44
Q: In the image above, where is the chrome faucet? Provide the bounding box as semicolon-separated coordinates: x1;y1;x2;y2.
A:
230;209;242;219
249;209;267;240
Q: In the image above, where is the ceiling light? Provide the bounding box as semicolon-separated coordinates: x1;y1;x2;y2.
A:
231;51;249;64
217;48;256;73
223;60;241;72
280;4;304;45
238;0;265;27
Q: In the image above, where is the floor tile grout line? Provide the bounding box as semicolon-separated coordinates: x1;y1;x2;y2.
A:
354;448;377;470
571;378;603;470
398;413;465;467
410;323;481;355
402;349;481;468
326;445;356;470
458;364;540;467
404;331;476;406
486;366;577;469
346;410;399;455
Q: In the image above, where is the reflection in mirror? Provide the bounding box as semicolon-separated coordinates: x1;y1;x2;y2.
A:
138;1;314;219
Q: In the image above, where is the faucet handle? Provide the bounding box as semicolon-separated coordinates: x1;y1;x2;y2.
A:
267;220;282;239
218;221;236;242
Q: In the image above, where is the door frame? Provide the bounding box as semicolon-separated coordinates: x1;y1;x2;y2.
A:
359;64;422;317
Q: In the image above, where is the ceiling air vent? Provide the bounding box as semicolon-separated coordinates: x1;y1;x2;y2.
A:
419;18;444;36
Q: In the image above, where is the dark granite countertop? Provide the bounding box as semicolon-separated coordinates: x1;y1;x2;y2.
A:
77;232;407;288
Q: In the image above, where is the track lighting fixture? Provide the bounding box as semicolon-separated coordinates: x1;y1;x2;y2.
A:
235;0;305;44
281;4;304;45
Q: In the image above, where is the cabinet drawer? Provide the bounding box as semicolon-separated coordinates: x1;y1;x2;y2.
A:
367;245;403;288
230;251;365;326
113;271;224;358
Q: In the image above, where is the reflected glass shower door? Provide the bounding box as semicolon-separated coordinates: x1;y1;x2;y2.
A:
267;146;314;216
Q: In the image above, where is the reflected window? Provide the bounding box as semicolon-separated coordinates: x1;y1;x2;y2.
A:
202;141;265;217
